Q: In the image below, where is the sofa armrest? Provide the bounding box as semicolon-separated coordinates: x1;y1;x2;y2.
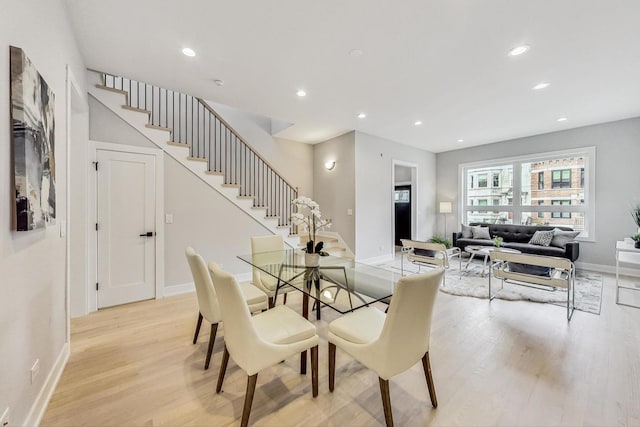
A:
565;241;580;262
452;232;462;247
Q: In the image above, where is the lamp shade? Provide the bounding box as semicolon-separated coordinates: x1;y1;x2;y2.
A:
439;201;452;214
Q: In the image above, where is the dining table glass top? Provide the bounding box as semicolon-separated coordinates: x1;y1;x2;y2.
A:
238;250;402;314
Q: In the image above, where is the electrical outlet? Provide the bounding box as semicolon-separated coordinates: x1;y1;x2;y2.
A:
165;213;173;224
1;406;10;426
31;359;40;384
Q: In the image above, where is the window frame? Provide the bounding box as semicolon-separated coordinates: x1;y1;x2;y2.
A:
459;146;596;241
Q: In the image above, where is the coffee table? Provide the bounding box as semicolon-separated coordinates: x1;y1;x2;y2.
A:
464;245;521;277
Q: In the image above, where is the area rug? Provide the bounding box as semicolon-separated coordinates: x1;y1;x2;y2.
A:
377;258;603;315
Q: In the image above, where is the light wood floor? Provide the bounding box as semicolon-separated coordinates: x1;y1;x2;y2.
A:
42;272;640;426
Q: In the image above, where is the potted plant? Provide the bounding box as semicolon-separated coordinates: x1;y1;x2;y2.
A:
291;196;332;266
632;204;640;233
429;236;452;249
631;233;640;249
492;236;504;247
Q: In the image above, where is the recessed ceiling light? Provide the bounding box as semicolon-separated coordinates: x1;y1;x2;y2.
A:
296;89;307;97
357;113;367;119
414;121;422;126
508;45;530;56
532;82;550;90
557;117;568;122
349;49;364;57
182;47;196;57
457;139;464;143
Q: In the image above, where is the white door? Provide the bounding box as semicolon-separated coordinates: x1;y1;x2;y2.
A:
97;149;156;308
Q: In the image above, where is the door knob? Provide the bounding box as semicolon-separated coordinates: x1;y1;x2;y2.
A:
139;231;155;237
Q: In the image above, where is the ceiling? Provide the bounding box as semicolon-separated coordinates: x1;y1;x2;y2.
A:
64;0;640;153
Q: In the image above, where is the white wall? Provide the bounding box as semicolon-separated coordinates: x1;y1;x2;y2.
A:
436;117;640;267
313;132;356;250
0;2;88;424
355;132;437;261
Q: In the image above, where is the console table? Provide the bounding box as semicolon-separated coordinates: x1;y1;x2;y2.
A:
615;240;640;308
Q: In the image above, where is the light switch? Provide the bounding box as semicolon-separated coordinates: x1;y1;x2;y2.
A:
165;214;173;224
347;209;353;216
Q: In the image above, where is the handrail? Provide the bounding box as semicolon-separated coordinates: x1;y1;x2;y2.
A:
196;98;297;191
97;71;298;234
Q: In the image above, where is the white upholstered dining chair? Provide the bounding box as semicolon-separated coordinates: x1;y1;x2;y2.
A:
185;247;268;369
250;234;295;307
208;262;319;427
327;267;444;427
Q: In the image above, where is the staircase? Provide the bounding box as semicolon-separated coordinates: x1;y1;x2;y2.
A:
88;71;300;246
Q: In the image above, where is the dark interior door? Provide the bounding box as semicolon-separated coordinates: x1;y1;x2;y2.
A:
394;185;411;246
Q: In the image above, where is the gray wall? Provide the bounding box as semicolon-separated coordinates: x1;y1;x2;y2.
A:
355;132;437;260
436;117;640;267
0;2;88;424
313;132;356;251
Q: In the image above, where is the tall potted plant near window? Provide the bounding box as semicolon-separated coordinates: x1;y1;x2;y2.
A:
291;196;332;267
632;204;640;234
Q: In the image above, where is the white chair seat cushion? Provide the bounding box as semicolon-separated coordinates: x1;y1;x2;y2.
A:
253;305;317;345
239;281;268;311
328;307;385;344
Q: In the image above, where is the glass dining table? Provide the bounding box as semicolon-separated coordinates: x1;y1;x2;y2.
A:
238;249;402;319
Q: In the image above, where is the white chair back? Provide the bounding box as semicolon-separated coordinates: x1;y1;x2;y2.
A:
376;267;443;378
208;262;260;371
185;247;220;323
250;235;285;286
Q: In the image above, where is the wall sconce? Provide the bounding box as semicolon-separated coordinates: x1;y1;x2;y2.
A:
439;201;453;238
325;160;336;170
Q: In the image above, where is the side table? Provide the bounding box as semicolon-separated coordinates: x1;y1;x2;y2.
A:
615;240;640;308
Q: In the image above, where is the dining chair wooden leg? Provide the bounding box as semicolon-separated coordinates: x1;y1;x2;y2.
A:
241;373;258;427
300;350;307;375
268;296;274;309
193;312;203;344
379;377;394;427
283;293;288;305
204;323;218;370
421;352;438;408
216;345;230;393
311;345;318;397
328;342;336;392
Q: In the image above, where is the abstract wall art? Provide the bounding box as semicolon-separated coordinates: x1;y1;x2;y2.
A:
10;46;56;231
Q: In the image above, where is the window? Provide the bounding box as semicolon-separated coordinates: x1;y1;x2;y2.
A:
470;175;474;188
492;173;499;187
552;169;571;188
394;190;409;203
538;172;544;189
552;200;571;218
462;147;595;239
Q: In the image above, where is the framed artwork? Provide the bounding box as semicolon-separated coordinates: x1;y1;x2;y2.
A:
10;46;56;231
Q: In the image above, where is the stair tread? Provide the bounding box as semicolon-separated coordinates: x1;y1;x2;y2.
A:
146;123;172;133
167;141;190;148
95;84;128;96
222;184;241;188
187;156;208;162
122;105;151;115
205;170;224;175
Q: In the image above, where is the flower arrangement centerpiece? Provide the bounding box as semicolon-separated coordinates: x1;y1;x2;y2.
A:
632;204;640;233
631;233;640;249
291;196;331;266
492;236;504;247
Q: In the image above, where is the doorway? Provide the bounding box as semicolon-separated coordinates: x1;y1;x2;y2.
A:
392;162;418;249
394;185;411;245
88;141;164;312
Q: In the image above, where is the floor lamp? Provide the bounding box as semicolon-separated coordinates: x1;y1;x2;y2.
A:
439;201;452;239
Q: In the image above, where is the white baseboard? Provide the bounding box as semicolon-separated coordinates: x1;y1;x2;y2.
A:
358;253;394;265
164;281;195;297
576;261;640;278
164;272;253;297
24;342;70;427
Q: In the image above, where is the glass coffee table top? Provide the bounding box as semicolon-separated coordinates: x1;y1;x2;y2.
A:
464;246;522;277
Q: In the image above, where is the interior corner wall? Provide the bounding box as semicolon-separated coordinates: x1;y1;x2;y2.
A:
313;132;356;251
0;1;88;424
436;117;640;267
354;132;437;261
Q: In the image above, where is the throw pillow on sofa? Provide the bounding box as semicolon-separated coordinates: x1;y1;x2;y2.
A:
471;226;491;240
461;224;473;238
551;228;580;249
528;230;554;246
